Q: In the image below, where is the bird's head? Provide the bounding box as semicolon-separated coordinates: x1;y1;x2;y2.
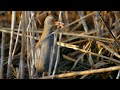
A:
44;15;64;29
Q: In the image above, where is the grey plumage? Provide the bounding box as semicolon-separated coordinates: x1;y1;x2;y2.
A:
34;15;57;72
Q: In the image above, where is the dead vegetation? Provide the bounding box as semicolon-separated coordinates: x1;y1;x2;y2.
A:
0;11;120;79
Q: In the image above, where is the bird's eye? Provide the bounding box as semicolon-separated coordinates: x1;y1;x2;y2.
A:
51;18;57;23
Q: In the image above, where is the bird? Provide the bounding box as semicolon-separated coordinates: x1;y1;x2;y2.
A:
34;14;64;75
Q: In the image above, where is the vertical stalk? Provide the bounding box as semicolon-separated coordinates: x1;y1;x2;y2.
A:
7;11;16;79
26;11;35;78
52;32;62;78
64;11;69;32
78;11;89;34
48;11;62;76
26;11;31;79
30;11;35;78
52;11;63;77
0;31;5;79
18;11;25;79
95;11;101;36
12;12;22;58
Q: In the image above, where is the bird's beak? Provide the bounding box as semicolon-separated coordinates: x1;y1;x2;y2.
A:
54;21;65;29
51;18;65;29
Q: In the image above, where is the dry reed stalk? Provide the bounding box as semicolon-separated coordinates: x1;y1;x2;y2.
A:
62;30;96;43
64;11;96;29
69;40;87;45
0;27;43;32
113;11;120;79
7;11;16;79
113;11;120;28
78;11;89;34
0;31;5;79
1;27;119;64
71;21;82;31
113;11;120;39
57;42;120;64
12;12;22;58
96;47;104;62
29;11;35;79
39;65;120;79
95;11;101;36
1;11;120;79
62;54;76;62
62;32;117;41
48;11;63;76
0;27;95;33
71;41;92;70
96;41;120;59
18;11;26;79
26;11;35;79
80;74;89;79
52;32;62;79
3;53;20;66
116;70;120;79
26;13;31;78
0;12;95;35
99;12;117;40
1;24;120;39
101;27;120;37
64;11;70;32
1;29;117;42
94;61;108;69
88;49;95;69
36;11;47;26
71;53;85;71
112;18;120;27
11;64;18;79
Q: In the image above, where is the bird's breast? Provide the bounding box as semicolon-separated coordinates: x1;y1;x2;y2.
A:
35;29;55;72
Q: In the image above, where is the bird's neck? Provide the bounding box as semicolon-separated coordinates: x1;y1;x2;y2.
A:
43;25;54;35
35;26;54;48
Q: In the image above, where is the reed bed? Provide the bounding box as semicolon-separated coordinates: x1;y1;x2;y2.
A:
0;11;120;79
